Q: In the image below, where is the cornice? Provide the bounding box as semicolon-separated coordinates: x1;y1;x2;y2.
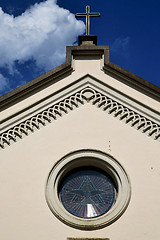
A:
1;43;160;109
103;63;160;101
0;87;160;149
0;63;73;109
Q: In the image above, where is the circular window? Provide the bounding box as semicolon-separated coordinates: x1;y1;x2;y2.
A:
45;150;131;230
59;166;116;218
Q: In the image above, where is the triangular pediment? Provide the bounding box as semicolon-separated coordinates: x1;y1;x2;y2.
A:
1;74;160;149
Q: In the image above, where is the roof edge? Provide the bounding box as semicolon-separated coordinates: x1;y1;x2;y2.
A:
104;62;160;101
0;62;72;108
0;43;159;108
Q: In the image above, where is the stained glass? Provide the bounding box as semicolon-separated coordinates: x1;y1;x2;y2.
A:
59;167;116;218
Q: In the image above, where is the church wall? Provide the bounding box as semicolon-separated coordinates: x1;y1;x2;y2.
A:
0;104;160;240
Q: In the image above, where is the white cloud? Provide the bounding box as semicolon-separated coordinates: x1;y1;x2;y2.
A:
0;0;85;73
110;37;130;56
0;74;9;94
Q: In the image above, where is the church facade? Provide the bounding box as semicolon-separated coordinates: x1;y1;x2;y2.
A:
0;35;160;240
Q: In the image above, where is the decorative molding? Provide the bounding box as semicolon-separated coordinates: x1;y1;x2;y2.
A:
0;87;160;149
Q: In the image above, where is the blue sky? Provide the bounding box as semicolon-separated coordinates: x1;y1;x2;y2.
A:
0;0;160;96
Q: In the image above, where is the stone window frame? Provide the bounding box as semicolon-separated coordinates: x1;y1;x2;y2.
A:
45;149;131;230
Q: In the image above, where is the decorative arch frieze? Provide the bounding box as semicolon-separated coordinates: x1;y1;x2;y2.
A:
0;87;160;149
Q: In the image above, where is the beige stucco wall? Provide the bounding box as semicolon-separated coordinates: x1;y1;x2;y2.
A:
0;103;160;240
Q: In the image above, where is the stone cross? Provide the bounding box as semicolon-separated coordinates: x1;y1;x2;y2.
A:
76;5;100;35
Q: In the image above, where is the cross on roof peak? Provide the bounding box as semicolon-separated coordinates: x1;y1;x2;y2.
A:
76;5;100;35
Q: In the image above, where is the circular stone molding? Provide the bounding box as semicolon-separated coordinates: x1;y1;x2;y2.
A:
45;150;131;230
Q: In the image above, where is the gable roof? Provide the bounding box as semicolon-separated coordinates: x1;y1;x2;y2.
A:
0;39;160;149
0;43;160;109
